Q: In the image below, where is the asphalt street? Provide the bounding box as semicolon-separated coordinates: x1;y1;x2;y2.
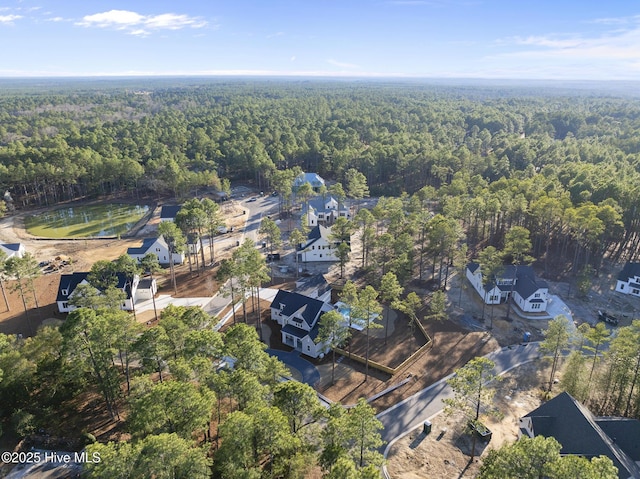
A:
378;342;542;454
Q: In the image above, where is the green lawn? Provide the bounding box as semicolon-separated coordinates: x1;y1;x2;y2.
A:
24;204;150;238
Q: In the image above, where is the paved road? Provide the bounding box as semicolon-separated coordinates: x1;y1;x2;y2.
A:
378;342;542;454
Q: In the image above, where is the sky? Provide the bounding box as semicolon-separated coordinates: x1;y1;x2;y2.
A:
1;0;640;79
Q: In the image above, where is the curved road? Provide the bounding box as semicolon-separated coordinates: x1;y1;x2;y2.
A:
378;342;542;460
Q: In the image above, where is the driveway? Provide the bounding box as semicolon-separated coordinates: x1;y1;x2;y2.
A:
266;348;321;387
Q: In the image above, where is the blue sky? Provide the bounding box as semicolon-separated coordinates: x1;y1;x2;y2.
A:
1;0;640;79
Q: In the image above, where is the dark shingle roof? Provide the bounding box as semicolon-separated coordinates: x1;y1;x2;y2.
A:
524;392;640;479
271;290;325;328
160;205;181;220
596;417;640;462
57;271;134;302
0;243;22;252
127;237;160;255
617;262;640;282
281;324;309;339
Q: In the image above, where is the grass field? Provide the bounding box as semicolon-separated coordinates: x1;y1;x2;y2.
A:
24;204;149;238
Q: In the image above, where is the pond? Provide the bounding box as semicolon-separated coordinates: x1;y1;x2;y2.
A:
24;204;150;238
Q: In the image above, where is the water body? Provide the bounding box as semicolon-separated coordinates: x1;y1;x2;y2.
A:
25;204;149;238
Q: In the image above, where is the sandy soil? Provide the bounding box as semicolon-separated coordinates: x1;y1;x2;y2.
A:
386;360;547;479
0;200;247;337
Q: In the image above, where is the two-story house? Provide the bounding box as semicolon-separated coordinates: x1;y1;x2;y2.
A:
127;236;184;266
615;262;640;297
56;271;156;313
270;290;333;358
297;225;345;263
466;262;549;313
304;196;351;227
293;172;325;193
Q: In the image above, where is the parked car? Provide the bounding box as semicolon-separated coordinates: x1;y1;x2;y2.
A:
247;197;257;202
598;310;619;326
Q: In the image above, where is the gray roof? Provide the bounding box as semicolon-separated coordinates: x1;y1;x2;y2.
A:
524;392;640;479
295;274;330;297
467;262;547;298
294;172;325;188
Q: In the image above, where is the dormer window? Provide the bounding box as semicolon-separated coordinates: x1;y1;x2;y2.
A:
62;288;68;296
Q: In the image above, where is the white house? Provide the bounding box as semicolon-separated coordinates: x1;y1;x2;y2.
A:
56;272;155;313
304;196;351;227
127;236;184;265
615;262;640;297
159;205;181;222
466;262;549;313
297;225;344;263
0;243;26;259
186;233;202;256
270;290;333;359
293;172;325;192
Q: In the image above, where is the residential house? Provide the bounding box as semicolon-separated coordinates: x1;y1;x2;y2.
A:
293;172;325;192
304;196;351;226
159;205;181;222
615;262;640;297
466;263;549;313
295;274;331;302
0;243;26;259
127;236;184;265
186;233;201;256
520;392;640;479
270;289;333;358
297;225;344;263
56;271;156;313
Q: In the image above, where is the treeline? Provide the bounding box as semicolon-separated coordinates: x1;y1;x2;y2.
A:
2;80;640;269
2;80;640;203
0;305;384;478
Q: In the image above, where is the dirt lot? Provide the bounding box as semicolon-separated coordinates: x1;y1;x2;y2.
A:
0;200;246;336
386;360;547;479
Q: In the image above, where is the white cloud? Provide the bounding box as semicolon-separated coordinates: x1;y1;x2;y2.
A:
267;31;284;39
0;14;22;24
290;56;296;62
76;9;207;34
327;58;360;69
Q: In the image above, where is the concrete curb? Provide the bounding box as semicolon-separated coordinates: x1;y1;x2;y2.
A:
380;342;542;479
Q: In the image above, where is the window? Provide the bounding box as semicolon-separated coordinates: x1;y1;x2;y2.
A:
319;254;323;258
633;289;639;295
307;345;311;351
534;293;540;298
62;302;68;309
620;284;625;289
